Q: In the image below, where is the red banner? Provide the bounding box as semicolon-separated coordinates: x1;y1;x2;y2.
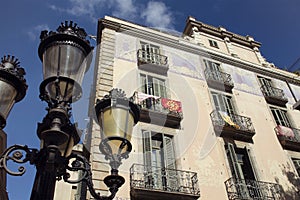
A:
161;98;182;113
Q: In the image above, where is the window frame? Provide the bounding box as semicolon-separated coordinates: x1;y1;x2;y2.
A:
140;42;162;65
210;90;236;114
269;106;291;127
139;72;168;98
209;39;219;48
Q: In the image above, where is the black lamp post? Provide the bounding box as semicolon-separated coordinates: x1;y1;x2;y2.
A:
0;21;139;200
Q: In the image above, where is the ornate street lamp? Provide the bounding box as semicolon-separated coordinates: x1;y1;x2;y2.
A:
0;21;140;200
0;55;27;128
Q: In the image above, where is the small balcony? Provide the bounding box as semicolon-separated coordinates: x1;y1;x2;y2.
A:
133;92;183;128
130;164;200;200
275;125;300;152
210;110;255;142
204;68;234;92
137;49;168;75
260;85;288;106
225;177;282;200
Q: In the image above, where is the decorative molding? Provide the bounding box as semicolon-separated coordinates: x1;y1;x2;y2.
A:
98;17;300;87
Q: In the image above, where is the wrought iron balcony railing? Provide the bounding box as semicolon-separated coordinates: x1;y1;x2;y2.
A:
210;110;255;134
275;125;300;151
137;49;168;66
132;92;183;128
225;177;282;200
260;85;288;106
130;164;200;197
204;68;234;91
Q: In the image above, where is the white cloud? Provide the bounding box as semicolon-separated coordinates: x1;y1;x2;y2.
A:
49;0;175;31
111;0;138;20
27;24;50;40
141;1;174;29
49;0;104;22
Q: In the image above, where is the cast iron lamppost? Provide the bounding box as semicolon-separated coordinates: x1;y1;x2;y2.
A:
0;21;140;200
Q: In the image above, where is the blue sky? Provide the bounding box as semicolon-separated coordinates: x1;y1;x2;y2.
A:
1;0;300;199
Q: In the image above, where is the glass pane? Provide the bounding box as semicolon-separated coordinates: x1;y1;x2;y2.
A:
0;81;17;119
42;44;88;84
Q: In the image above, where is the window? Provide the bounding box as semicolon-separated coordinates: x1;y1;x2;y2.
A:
140;73;167;98
140;43;161;65
258;76;274;96
211;92;235;114
258;76;272;88
225;143;261;198
204;60;223;82
292;158;300;176
270;107;291;127
209;39;219;48
226;143;256;181
142;131;176;189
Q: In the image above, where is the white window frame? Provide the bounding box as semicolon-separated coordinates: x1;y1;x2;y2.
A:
269;106;291;127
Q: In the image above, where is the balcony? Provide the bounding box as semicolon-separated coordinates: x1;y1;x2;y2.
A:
225;177;282;200
204;68;234;92
275;125;300;152
260;85;288;106
210;110;255;142
130;164;200;200
133;92;183;128
137;49;168;75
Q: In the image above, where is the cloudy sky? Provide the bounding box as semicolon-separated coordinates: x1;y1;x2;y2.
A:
1;0;300;199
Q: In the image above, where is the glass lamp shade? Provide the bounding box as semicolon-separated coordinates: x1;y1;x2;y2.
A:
0;80;17;127
100;107;135;156
38;21;93;103
96;89;140;160
0;55;27;128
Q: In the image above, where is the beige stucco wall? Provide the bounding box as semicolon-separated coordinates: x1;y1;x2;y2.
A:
108;23;300;199
54;17;300;200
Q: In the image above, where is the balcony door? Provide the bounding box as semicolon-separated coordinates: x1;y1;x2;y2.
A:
211;92;235;115
141;43;161;65
270;107;291;127
258;76;274;96
140;74;166;98
226;143;261;198
204;60;223;82
142;131;177;191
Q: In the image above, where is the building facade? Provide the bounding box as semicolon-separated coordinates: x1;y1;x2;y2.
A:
57;16;300;199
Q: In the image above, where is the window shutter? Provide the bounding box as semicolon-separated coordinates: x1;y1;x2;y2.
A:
226;143;244;180
245;147;259;180
142;131;154;188
143;131;152;167
226;143;250;198
163;135;177;191
293;159;300;176
163;136;176;169
140;74;147;94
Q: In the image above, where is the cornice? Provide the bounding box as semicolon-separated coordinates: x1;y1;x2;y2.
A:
98;17;300;86
183;17;261;49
